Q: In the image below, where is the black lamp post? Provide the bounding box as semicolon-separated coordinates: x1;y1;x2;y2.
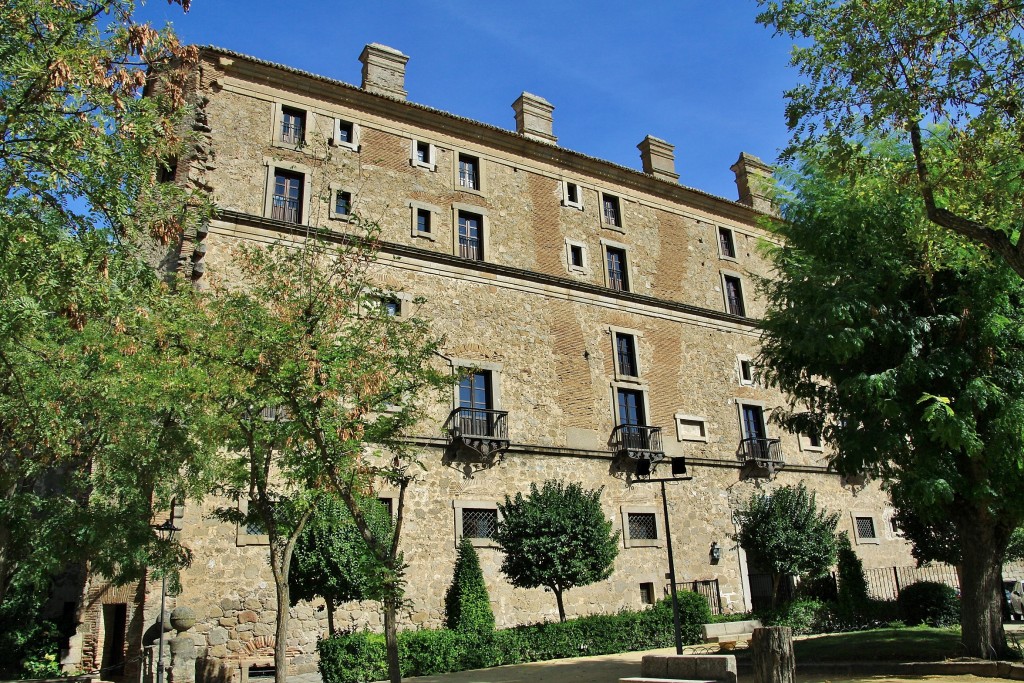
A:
634;457;692;655
152;517;180;683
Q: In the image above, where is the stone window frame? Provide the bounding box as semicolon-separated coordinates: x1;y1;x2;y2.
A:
409;200;442;241
598;190;625;232
328;182;357;222
610;380;652;427
235;498;269;547
410;139;437;171
453;150;486;196
674;413;709;443
621;505;663;548
452;202;490;262
565;238;589;275
608;325;643;383
600;238;633;292
331;117;361;152
561;179;584;210
851;512;881;545
271;101;311;149
449;357;504;412
717;225;739;262
799;430;824;452
453;500;501;549
737;354;755;386
262;158;312;226
882;508;902;540
361;288;413;321
735;398;769;441
721;269;748;317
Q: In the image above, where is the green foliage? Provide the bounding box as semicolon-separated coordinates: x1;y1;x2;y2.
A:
836;533;869;615
0;587;66;679
733;483;839;606
444;537;495;634
758;598;831;636
318;596;710;683
896;582;960;627
494;480;619;621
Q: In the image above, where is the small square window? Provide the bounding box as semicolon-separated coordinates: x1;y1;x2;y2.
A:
416;208;431;234
382;298;401;317
334;190;352;217
458;154;480;191
410;202;440;240
627;512;657;540
570;244;584;268
806;431;822;449
562;181;583;209
379;497;394;518
566;240;587;274
724;275;746;316
462;508;497;539
280;107;305;146
411;140;436;170
602;194;622;228
333;119;359;151
639;582;656;605
718;227;737;259
856;517;876;539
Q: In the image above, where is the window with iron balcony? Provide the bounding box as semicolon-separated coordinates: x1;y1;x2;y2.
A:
271;169;303;224
606;246;629;292
458;211;483;260
279;107;305;146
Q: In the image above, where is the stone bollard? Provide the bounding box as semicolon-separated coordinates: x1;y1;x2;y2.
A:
168;606;197;683
751;625;795;683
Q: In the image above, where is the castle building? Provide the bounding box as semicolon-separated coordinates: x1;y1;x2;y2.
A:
70;43;916;682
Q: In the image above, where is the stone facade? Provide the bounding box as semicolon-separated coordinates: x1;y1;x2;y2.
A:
73;42;922;679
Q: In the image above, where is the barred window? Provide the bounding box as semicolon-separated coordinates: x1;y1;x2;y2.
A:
628;512;658;540
855;516;876;539
462;508;497;539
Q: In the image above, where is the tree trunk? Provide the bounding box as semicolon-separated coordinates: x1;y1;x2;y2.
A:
751;626;795;683
554;587;566;622
326;595;335;637
383;596;401;683
770;573;782;610
958;511;1009;659
271;545;290;683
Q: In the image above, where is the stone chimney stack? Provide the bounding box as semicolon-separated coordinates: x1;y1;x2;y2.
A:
637;136;679;182
512;92;556;145
730;152;774;213
359;43;409;100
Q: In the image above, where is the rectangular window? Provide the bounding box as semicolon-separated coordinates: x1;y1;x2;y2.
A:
615;333;638;378
627;512;658;540
335;120;355;145
416;208;431;234
602;194;622;227
462;508;497;539
718;227;737;259
569;244;584;268
334;190;352;217
855;517;876;539
280;107;305;145
157;157;177;183
639;582;656;605
416;141;431;164
272;169;303;223
724;275;746;316
458;154;480;190
617;388;646;427
379;497;394;518
458;211;483;260
606;246;629;292
563;181;583;209
806;431;822;448
381;297;401;317
740;358;754;384
741;404;767;441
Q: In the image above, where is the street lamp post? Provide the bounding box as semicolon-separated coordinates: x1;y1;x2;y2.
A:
634;457;692;655
152;517;180;683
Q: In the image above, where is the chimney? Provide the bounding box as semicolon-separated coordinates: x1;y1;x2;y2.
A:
730;152;774;213
359;43;409;100
512;92;556;145
637;135;679;182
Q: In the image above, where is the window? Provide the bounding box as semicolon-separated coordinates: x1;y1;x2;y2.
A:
458;154;480;190
621;505;661;548
378;497;394;518
335;120;354;145
615;332;639;379
852;515;880;544
381;297;401;317
460;371;493;412
805;430;822;449
416;209;431;234
740;403;767;442
605;246;629;292
562;181;583;209
409;201;440;240
156;157;177;183
639;582;656;605
458;210;483;260
723;274;746;316
675;414;709;442
280;107;305;145
718;227;737;259
454;500;500;547
565;239;587;274
334;190;352;217
271;169;303;223
738;356;754;385
570;245;584;267
602;193;622;228
411;140;435;170
617;387;646;427
236;498;269;546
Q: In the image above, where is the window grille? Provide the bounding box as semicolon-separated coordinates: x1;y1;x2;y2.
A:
719;227;736;258
462;508;497;538
628;512;657;540
856;516;876;539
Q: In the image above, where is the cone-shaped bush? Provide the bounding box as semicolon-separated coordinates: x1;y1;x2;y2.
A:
444;537;495;634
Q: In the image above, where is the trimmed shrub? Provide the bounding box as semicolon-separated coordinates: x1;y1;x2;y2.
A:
318;630;386;683
444;537;495;634
836;532;868;615
897;581;959;627
758;598;831;635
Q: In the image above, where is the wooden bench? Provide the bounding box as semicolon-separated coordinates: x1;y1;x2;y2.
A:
701;619;762;651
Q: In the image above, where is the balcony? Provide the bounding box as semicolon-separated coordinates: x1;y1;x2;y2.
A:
738;437;785;476
611;425;665;463
444;408;510;460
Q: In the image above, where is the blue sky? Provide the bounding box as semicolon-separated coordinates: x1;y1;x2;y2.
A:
139;1;797;201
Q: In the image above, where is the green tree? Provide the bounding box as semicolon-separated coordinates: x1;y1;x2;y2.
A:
757;149;1024;657
494;480;618;622
0;0;215;609
444;537;495;635
756;0;1024;277
733;483;839;608
290;493;393;636
836;533;868;617
199;225;450;683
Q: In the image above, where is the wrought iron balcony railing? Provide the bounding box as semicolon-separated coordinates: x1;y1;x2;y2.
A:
271;197;300;224
444;408;510;459
611;424;665;462
739;437;784;468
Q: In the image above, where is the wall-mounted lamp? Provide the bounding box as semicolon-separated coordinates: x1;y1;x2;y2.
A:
710;541;722;563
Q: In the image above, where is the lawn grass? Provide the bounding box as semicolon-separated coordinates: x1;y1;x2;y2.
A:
791;626;964;662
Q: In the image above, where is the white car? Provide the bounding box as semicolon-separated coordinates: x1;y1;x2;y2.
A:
1005;580;1024;620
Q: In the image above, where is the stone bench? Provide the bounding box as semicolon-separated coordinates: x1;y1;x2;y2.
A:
701;619;763;650
618;654;737;683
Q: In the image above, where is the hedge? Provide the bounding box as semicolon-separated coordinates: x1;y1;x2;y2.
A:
319;592;711;683
897;581;960;627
